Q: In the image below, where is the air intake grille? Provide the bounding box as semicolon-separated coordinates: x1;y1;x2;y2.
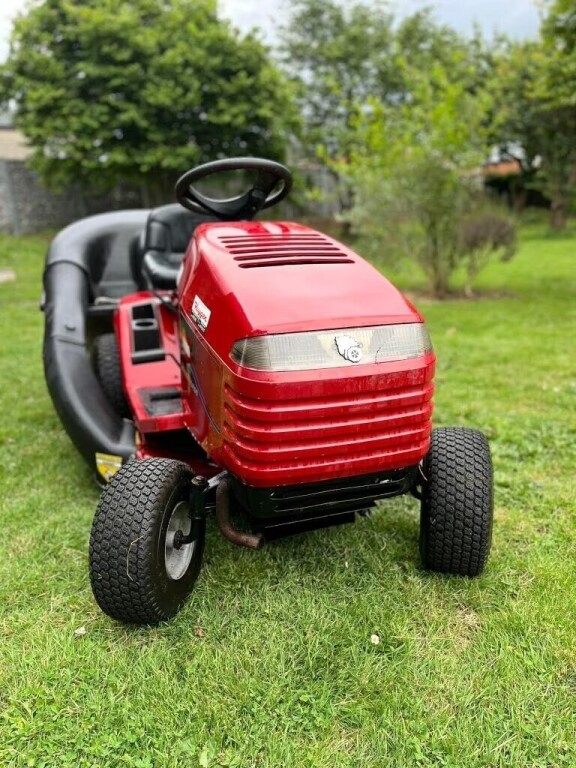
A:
218;232;353;268
222;380;433;483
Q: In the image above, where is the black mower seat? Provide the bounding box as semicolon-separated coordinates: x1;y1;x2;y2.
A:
141;204;216;290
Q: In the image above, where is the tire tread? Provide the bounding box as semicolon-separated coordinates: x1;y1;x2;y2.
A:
93;333;129;418
420;427;493;576
89;458;202;624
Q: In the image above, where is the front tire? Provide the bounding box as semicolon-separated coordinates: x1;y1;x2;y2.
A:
89;458;205;624
420;427;493;576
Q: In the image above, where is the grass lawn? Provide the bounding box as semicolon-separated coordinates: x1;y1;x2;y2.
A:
0;222;575;767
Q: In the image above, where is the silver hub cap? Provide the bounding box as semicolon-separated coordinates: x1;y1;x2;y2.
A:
164;501;196;581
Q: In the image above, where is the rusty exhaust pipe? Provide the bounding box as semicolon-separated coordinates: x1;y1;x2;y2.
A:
215;477;264;549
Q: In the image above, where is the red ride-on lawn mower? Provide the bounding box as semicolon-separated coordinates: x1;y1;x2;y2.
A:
43;158;493;625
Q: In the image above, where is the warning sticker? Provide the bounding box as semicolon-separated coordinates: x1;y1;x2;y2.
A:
192;295;211;332
95;452;123;482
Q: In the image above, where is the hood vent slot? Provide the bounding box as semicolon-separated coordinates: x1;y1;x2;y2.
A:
218;232;353;268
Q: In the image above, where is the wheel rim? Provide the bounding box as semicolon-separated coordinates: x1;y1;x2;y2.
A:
164;501;196;581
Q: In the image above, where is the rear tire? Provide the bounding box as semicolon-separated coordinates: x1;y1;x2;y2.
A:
93;333;129;418
89;458;205;625
420;427;493;576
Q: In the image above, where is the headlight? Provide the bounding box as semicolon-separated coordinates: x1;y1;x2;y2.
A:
230;323;432;372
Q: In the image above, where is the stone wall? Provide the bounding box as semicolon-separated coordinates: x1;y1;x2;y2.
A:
0;163;11;231
0;157;340;235
0;159;85;234
0;159;147;235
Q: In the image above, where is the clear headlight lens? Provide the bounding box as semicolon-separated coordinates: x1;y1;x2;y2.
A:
231;323;432;372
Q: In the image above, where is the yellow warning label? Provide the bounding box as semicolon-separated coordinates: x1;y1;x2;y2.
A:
95;452;123;482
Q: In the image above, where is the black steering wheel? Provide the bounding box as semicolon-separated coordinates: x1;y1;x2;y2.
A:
175;157;293;221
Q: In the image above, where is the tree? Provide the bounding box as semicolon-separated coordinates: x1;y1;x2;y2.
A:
280;1;483;214
342;63;496;298
489;3;576;228
280;0;396;160
536;0;576;226
0;0;298;199
280;0;397;214
281;3;480;153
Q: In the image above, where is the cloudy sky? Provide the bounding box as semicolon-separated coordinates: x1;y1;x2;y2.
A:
0;0;541;61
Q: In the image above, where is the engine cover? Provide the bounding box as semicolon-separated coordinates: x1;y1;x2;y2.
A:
177;221;435;487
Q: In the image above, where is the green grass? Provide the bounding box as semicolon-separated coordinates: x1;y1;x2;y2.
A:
1;223;575;767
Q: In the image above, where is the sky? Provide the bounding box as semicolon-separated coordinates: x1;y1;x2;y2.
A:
0;0;542;61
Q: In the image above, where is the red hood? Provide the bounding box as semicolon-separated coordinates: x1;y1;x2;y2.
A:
178;221;423;357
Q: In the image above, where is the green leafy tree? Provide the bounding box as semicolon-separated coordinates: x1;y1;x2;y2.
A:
342;63;494;298
535;0;576;227
490;2;576;228
281;0;396;160
280;1;485;215
281;3;481;153
0;0;297;199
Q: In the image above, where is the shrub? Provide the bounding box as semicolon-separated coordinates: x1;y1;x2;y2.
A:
458;209;517;295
